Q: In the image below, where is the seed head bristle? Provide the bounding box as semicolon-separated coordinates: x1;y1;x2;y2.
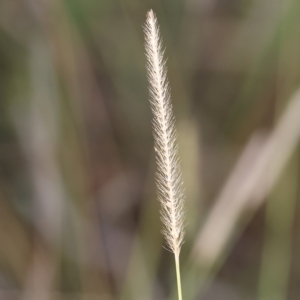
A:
144;10;185;256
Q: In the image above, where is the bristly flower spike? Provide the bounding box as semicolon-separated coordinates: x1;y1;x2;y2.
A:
144;9;185;300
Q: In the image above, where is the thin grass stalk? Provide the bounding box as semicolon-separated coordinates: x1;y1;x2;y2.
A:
175;254;183;300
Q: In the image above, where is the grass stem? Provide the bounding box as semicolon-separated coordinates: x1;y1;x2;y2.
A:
175;254;183;300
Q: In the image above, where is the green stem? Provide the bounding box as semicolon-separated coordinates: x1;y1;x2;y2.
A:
175;254;183;300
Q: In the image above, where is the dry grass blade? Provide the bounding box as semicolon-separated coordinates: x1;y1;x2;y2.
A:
192;88;300;267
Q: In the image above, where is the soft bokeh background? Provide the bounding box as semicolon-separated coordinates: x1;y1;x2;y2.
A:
1;0;300;299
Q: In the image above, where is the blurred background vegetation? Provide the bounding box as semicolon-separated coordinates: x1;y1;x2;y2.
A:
1;0;300;299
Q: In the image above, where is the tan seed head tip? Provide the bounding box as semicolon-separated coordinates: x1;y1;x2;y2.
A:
147;9;154;18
